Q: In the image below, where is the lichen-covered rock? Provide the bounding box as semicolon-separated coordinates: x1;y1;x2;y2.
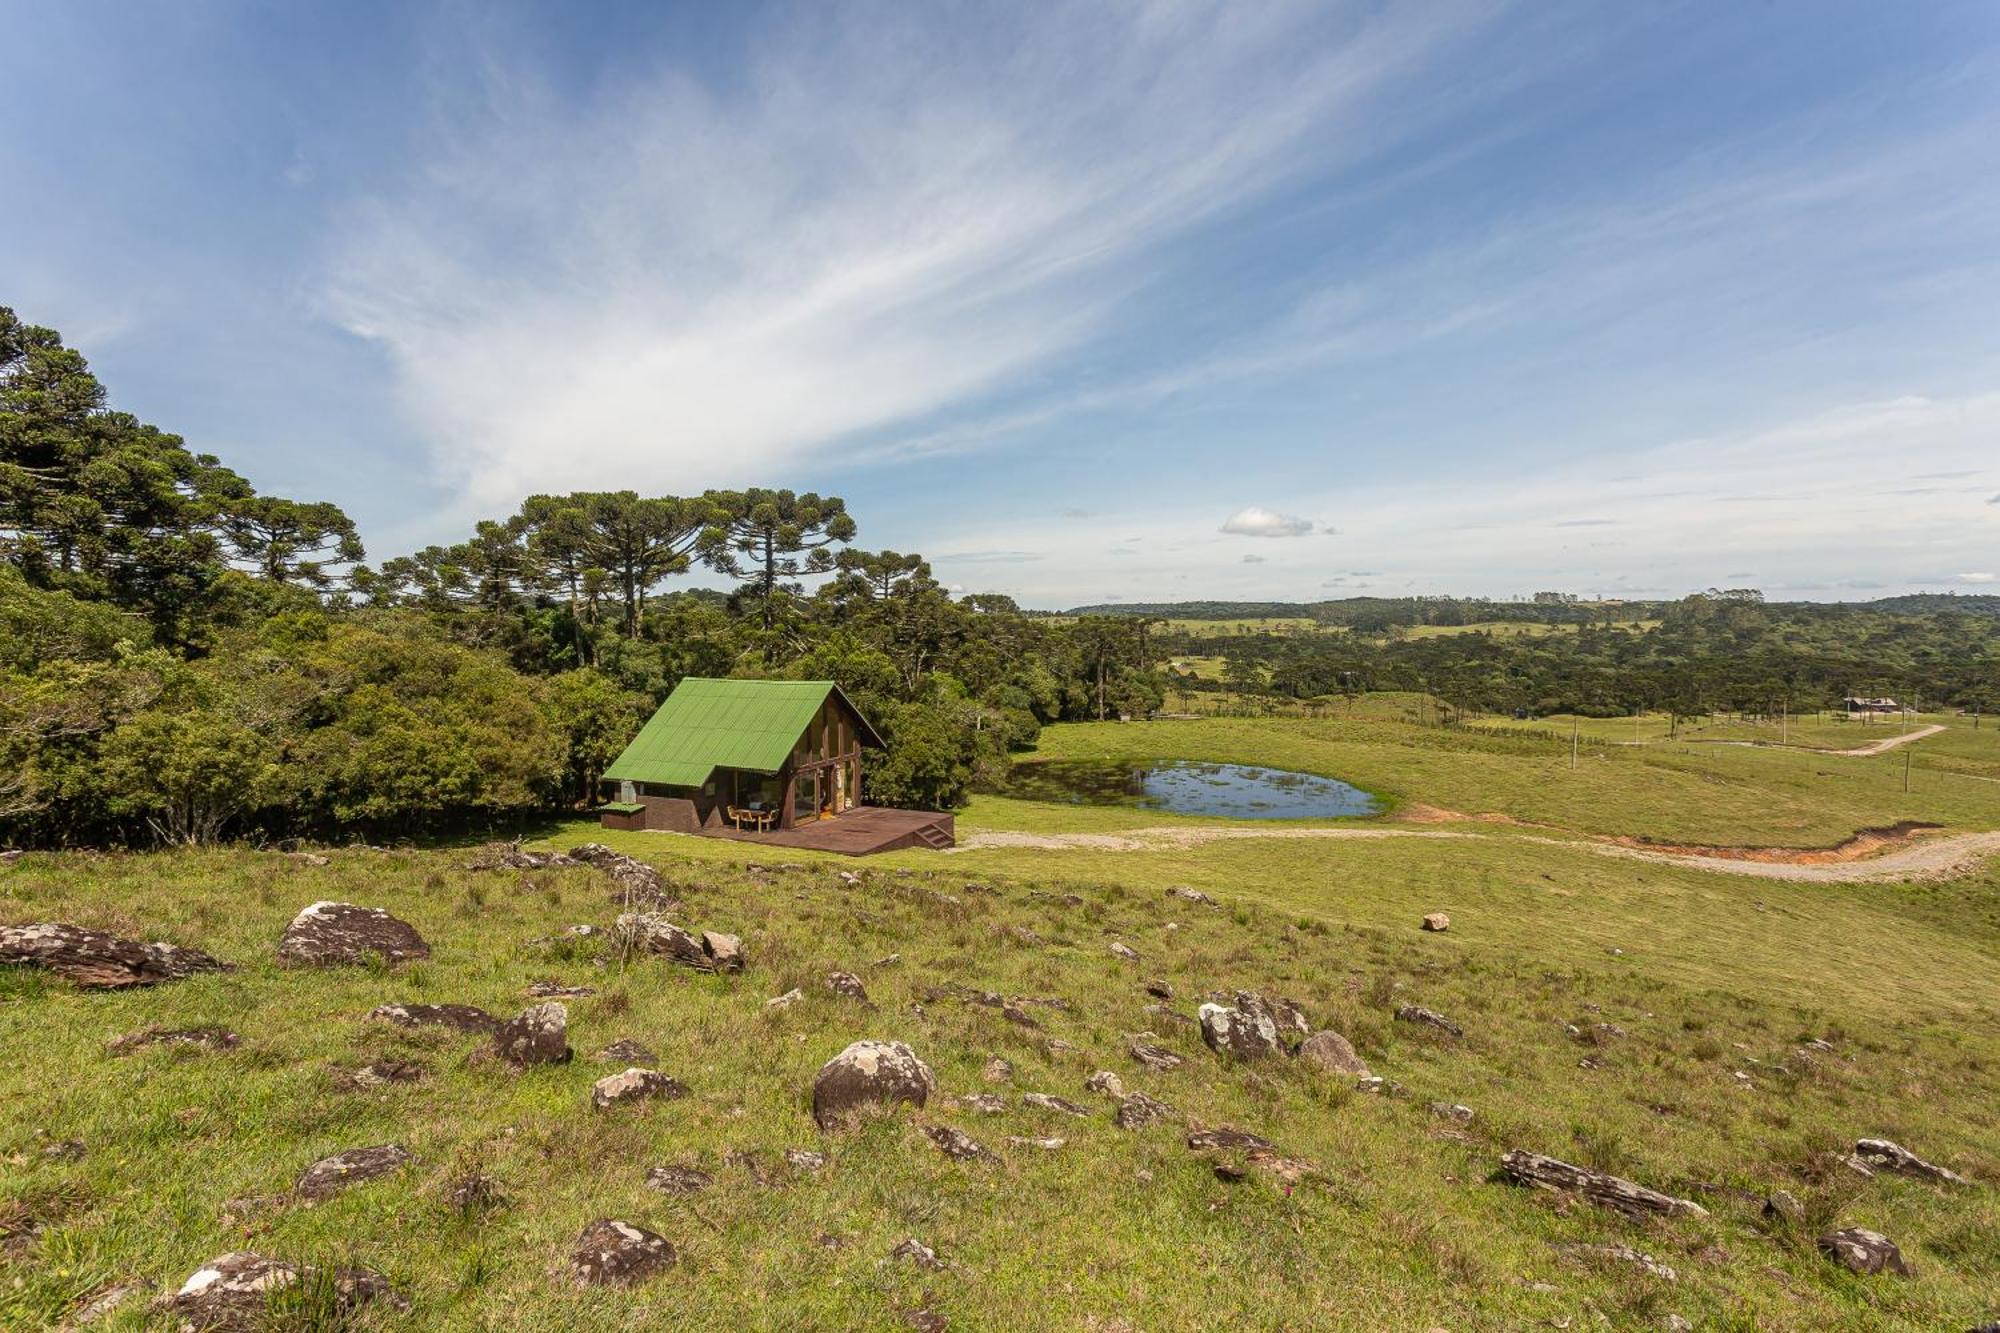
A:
1818;1227;1912;1276
1421;912;1450;932
826;970;870;1002
955;1092;1007;1114
645;1165;713;1195
1187;1126;1276;1152
1853;1137;1971;1186
1108;942;1140;962
494;1001;571;1065
1199;992;1284;1061
592;1068;689;1110
369;1002;498;1033
890;1237;945;1270
981;1056;1012;1083
1498;1150;1708;1220
1022;1092;1090;1118
1084;1070;1127;1099
785;1148;827;1172
571;1218;677;1286
107;1026;239;1055
161;1252;406;1331
1114;1091;1175;1130
701;931;745;972
811;1039;935;1130
594;1038;658;1066
294;1143;412;1201
1295;1030;1371;1077
1129;1041;1184;1071
766;988;805;1009
569;843;668;899
613;912;716;970
278;902;429;966
925;1124;987;1159
1394;1004;1464;1038
1;922;227;989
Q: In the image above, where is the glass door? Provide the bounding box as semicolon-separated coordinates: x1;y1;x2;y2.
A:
793;771;818;824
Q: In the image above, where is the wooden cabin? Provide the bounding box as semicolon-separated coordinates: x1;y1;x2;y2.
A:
598;678;880;834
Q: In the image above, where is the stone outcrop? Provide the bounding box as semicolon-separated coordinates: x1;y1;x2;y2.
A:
571;1219;677;1286
646;1165;713;1195
826;971;870;1002
1295;1030;1371;1077
812;1039;935;1130
613;912;736;972
1394;1004;1464;1038
1818;1227;1912;1276
494;1001;572;1065
1129;1041;1184;1071
294;1144;413;1201
925;1125;987;1159
1853;1138;1971;1186
1022;1092;1090;1118
161;1252;405;1331
1421;912;1450;932
1498;1150;1707;1220
1198;991;1284;1061
278;902;429;966
369;1002;498;1034
592;1068;689;1109
1114;1092;1175;1130
1;922;227;989
569;843;669;900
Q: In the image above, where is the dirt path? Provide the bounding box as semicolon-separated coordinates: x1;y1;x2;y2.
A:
953;818;2000;882
1824;723;1946;757
1671;723;1945;757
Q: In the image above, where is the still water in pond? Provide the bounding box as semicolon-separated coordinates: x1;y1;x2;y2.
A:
997;760;1381;820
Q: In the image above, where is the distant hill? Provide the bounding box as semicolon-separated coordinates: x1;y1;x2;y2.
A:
1862;592;2000;616
1070;592;2000;620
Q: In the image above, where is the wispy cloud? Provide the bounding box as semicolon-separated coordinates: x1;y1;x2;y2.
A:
322;4;1487;515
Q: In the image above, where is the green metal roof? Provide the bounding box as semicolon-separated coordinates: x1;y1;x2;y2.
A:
602;678;881;790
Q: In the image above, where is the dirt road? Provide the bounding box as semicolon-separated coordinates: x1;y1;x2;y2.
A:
952;820;2000;883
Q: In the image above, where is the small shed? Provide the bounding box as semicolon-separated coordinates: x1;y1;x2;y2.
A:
598;678;883;834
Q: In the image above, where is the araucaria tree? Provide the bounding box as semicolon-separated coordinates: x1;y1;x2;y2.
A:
698;489;856;641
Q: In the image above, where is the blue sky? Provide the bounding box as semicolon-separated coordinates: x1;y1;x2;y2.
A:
5;1;1998;607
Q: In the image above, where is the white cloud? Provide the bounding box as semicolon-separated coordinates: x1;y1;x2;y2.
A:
321;5;1479;516
1221;506;1316;538
1959;572;1996;583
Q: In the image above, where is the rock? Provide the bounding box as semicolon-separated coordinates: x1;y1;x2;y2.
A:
525;980;595;998
1109;942;1140;962
294;1143;413;1201
1394;1004;1464;1038
1022;1092;1091;1117
162;1252;405;1331
812;1039;936;1130
1143;978;1174;999
368;1002;498;1033
1246;1149;1318;1183
494;1001;571;1065
826;971;870;1002
1498;1150;1708;1220
107;1026;239;1055
1187;1126;1276;1152
1762;1190;1804;1224
1429;1101;1475;1124
595;1038;658;1066
955;1092;1007;1114
1166;886;1214;905
875;952;903;967
568;843;668;899
1296;1030;1371;1077
1008;1136;1066;1151
1271;998;1311;1038
925;1125;988;1159
1129;1040;1184;1071
766;988;805;1009
592;1068;689;1109
1;922;229;989
1421;912;1450;932
1001;1003;1040;1029
890;1238;946;1271
277;901;428;966
344;1060;423;1089
61;1277;145;1327
446;1172;506;1212
785;1148;827;1172
42;1138;86;1161
1573;1021;1627;1046
572;1218;677;1286
646;1165;714;1195
907;1308;948;1332
701;931;744;973
1114;1092;1175;1130
981;1056;1013;1083
613;912;730;971
466;842;578;872
1818;1227;1912;1277
1560;1242;1678;1281
1854;1137;1971;1186
1084;1070;1127;1098
1214;1162;1248;1183
1199;991;1285;1060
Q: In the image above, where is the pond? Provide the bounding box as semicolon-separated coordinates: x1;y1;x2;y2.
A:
994;759;1382;820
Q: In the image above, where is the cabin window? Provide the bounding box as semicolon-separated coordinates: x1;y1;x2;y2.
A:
618;781;637;803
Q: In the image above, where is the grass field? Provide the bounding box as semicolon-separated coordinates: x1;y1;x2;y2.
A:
3;710;1998;1329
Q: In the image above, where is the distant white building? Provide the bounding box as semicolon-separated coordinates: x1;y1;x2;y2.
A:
1841;696;1900;714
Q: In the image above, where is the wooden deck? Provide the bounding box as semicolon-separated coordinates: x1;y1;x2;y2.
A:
696;806;954;856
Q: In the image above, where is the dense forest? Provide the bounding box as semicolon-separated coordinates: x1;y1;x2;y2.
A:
5;303;1996;846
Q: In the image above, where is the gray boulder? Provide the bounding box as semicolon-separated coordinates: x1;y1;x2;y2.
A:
369;1002;497;1033
161;1252;405;1331
592;1068;689;1109
1296;1030;1371;1077
1199;991;1284;1060
811;1039;935;1130
1819;1227;1912;1276
572;1218;677;1286
278;902;429;966
0;922;228;989
294;1143;413;1201
494;1001;572;1065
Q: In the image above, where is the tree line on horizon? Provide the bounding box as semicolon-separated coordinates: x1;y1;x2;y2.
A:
1;305;1164;847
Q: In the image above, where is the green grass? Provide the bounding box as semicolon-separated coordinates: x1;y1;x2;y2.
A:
4;711;1998;1329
